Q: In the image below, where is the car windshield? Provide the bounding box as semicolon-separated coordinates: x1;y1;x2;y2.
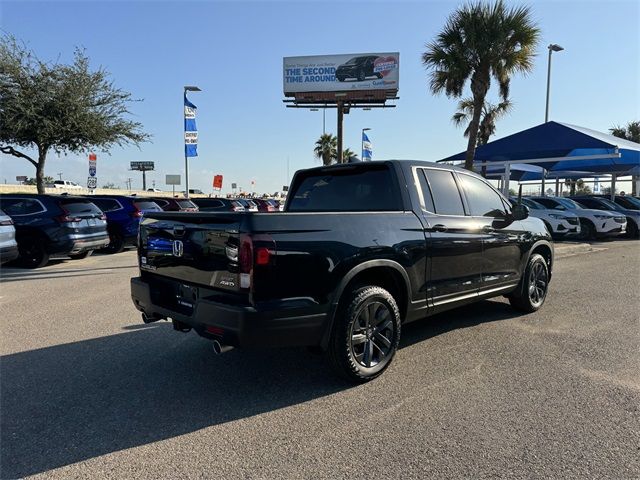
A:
344;57;361;65
520;198;543;210
595;198;623;211
177;200;197;209
556;198;582;209
617;196;640;208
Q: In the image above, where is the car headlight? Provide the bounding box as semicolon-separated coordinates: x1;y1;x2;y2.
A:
548;214;567;220
594;214;612;219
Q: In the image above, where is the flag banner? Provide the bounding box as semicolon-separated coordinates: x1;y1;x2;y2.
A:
184;94;198;157
362;132;372;161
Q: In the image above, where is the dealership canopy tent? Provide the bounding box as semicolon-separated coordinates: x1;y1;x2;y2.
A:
443;121;640;197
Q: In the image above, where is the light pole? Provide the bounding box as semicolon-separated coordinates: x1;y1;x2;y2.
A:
362;128;371;162
184;85;201;198
310;107;326;135
545;44;564;123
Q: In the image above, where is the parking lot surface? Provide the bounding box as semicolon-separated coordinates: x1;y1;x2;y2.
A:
1;242;639;479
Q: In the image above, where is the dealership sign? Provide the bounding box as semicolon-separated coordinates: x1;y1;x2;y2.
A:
283;52;399;94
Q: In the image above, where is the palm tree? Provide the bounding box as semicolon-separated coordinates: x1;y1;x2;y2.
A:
313;133;337;166
452;98;513;146
423;0;539;171
609;121;639;143
342;148;358;163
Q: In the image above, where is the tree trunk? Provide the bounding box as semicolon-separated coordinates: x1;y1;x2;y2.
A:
464;73;488;172
36;145;48;194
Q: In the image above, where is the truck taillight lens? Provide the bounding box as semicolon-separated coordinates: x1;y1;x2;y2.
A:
255;247;270;265
239;238;253;274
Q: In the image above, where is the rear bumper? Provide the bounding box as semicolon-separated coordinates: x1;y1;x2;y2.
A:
0;244;19;264
130;276;328;348
68;234;111;254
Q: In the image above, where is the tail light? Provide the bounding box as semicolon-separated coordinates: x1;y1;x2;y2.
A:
238;234;275;290
56;206;81;223
130;208;143;218
100;213;107;221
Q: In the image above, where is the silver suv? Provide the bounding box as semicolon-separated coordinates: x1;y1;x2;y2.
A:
0;209;19;265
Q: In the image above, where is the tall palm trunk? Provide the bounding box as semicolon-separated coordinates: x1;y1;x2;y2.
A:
464;72;489;171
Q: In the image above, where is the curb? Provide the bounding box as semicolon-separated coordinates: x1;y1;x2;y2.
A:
554;242;598;259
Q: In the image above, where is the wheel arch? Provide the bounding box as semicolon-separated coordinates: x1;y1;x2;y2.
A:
321;260;411;349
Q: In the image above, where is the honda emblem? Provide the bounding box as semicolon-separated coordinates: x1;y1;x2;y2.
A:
172;240;184;257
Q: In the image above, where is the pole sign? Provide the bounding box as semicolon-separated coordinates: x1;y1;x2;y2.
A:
283;52;399;94
213;175;223;190
88;152;97;189
16;175;27;183
184;94;198;157
166;174;181;185
130;161;155;171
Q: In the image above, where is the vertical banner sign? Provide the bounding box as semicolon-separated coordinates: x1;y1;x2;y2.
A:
184;94;198;157
87;153;97;189
362;132;373;161
213;175;223;190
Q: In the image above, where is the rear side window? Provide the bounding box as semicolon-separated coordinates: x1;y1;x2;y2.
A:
92;198;121;212
0;198;46;215
423;169;465;216
177;200;197;209
288;166;402;212
133;201;162;211
59;200;102;215
153;199;169;208
415;169;435;212
457;173;507;218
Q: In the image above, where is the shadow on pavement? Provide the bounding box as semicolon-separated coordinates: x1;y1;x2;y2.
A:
1;299;513;478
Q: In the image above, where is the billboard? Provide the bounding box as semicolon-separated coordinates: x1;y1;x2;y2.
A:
130;161;154;171
283;52;399;94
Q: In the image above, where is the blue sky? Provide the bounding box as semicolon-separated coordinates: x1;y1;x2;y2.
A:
1;0;638;194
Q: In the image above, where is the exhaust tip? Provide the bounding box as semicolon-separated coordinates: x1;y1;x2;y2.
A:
212;340;234;355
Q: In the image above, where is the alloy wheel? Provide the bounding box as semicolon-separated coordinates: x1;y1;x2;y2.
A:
528;261;548;307
349;301;395;368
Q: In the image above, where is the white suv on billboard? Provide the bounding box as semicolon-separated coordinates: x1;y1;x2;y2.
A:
530;196;626;240
510;197;580;239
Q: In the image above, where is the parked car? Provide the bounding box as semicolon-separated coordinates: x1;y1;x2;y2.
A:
190;197;245;212
336;55;382;82
530;196;626;240
132;161;552;382
509;197;580;239
234;199;258;212
146;197;198;212
600;195;640;211
570;196;640;238
252;199;278;212
48;180;83;190
0;194;109;268
146;188;162;193
0;208;19;265
82;195;163;253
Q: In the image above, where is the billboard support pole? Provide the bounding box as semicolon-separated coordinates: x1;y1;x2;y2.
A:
337;101;344;164
142;170;146;191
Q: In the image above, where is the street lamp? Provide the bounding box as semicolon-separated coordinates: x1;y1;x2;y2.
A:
310;107;326;134
362;128;371;162
545;44;564;123
184;85;201;198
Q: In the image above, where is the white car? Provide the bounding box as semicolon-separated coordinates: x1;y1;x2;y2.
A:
0;208;19;264
49;180;83;189
530;197;626;240
510;197;580;239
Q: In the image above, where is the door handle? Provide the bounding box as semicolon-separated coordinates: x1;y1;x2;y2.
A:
429;224;448;233
482;225;495;233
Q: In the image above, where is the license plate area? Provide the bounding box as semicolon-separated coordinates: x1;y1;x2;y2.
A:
176;283;197;311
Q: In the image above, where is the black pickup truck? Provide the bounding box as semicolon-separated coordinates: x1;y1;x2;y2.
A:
131;161;553;382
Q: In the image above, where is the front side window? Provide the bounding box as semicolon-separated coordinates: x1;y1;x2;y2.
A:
423;169;465;216
457;174;507;218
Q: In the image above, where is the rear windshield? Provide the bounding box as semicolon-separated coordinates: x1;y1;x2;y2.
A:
177;200;197;209
58;200;102;215
288;165;402;212
133;201;162;211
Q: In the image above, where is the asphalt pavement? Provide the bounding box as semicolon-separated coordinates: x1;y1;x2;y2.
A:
1;241;638;479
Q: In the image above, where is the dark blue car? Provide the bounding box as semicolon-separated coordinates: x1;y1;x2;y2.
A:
0;194;109;268
84;195;162;253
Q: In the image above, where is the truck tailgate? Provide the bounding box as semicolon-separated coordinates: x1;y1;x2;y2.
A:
138;212;243;292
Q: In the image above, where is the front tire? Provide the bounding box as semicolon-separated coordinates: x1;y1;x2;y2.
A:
327;286;401;383
104;229;125;253
357;69;366;81
509;253;549;313
577;220;596;240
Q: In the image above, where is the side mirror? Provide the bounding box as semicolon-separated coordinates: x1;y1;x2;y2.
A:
511;204;529;221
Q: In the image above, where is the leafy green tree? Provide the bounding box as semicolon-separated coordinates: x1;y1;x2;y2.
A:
422;0;539;171
0;35;150;193
313;133;337;166
565;179;591;195
452;98;512;146
24;176;54;185
102;182;118;189
342;148;358;162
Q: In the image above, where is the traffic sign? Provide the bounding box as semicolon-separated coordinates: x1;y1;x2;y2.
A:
89;166;97;177
87;177;97;189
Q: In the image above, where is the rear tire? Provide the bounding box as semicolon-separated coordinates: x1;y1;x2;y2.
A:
509;253;549;313
327;286;401;383
69;250;93;260
104;229;125;253
17;238;49;269
626;220;639;239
